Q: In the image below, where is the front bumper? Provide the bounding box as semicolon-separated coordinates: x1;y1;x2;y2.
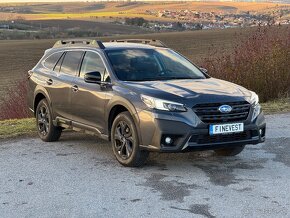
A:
137;109;266;152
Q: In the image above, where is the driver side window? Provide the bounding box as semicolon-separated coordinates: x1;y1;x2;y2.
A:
80;51;106;79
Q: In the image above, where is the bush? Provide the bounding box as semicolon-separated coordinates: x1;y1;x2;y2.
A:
0;77;30;120
200;26;290;102
125;17;148;26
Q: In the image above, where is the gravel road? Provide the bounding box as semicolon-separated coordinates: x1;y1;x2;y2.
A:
1;113;290;218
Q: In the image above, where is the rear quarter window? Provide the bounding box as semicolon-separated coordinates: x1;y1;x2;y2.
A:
43;52;63;70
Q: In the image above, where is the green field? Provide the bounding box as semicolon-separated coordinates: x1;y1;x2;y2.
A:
0;27;253;103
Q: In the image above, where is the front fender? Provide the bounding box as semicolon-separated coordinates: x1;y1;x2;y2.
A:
105;94;144;143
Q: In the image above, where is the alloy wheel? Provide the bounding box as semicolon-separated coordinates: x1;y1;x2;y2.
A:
37;105;50;136
114;121;134;160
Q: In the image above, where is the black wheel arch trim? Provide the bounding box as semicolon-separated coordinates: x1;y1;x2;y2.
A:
33;86;54;117
105;96;142;144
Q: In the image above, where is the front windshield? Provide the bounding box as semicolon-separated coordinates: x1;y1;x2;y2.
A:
105;48;206;81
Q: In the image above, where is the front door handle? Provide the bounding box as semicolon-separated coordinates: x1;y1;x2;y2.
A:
71;85;79;92
46;79;53;85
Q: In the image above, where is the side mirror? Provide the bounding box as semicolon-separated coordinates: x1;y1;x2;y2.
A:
84;71;102;84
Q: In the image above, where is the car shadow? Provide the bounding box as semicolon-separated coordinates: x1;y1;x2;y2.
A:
58;132;270;177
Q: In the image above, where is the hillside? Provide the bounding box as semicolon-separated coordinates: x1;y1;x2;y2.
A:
0;1;289;21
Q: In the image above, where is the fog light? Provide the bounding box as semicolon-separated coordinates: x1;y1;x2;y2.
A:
165;137;173;144
259;129;263;135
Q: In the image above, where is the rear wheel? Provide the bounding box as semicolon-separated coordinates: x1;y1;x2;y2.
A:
214;145;245;156
36;99;62;142
111;111;149;167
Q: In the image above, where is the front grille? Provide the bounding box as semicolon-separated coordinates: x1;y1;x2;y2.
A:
193;101;251;123
189;131;252;144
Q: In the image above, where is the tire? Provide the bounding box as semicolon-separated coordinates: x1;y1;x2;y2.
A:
36;99;62;142
214;145;245;156
111;111;149;167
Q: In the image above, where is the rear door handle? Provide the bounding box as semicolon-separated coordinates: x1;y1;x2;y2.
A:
46;79;53;85
71;85;79;92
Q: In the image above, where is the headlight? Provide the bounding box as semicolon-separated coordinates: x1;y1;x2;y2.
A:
250;91;259;105
252;103;261;122
250;91;261;121
141;95;187;112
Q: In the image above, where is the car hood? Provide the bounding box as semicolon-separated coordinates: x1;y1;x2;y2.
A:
121;78;252;105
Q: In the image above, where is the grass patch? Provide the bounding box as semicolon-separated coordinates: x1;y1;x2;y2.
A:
261;98;290;115
0;118;36;139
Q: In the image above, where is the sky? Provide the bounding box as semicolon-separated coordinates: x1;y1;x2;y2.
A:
0;0;98;2
0;0;160;1
0;0;239;1
1;0;88;2
1;0;289;3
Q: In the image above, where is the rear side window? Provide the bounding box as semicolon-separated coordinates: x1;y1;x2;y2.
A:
43;52;62;70
60;51;84;76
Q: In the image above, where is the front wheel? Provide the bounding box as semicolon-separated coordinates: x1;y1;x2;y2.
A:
36;99;62;142
111;111;149;167
214;145;245;156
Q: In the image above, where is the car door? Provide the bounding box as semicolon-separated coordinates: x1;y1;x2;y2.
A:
37;52;63;107
70;51;109;133
49;50;84;120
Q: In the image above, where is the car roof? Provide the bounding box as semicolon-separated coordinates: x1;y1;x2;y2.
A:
46;42;167;56
49;39;167;52
51;43;164;50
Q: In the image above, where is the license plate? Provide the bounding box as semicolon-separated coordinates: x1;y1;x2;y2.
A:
209;123;244;135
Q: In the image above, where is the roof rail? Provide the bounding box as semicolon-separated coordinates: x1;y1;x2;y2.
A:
53;39;105;49
110;39;167;48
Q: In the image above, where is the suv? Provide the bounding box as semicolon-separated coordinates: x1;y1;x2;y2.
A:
28;39;266;167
